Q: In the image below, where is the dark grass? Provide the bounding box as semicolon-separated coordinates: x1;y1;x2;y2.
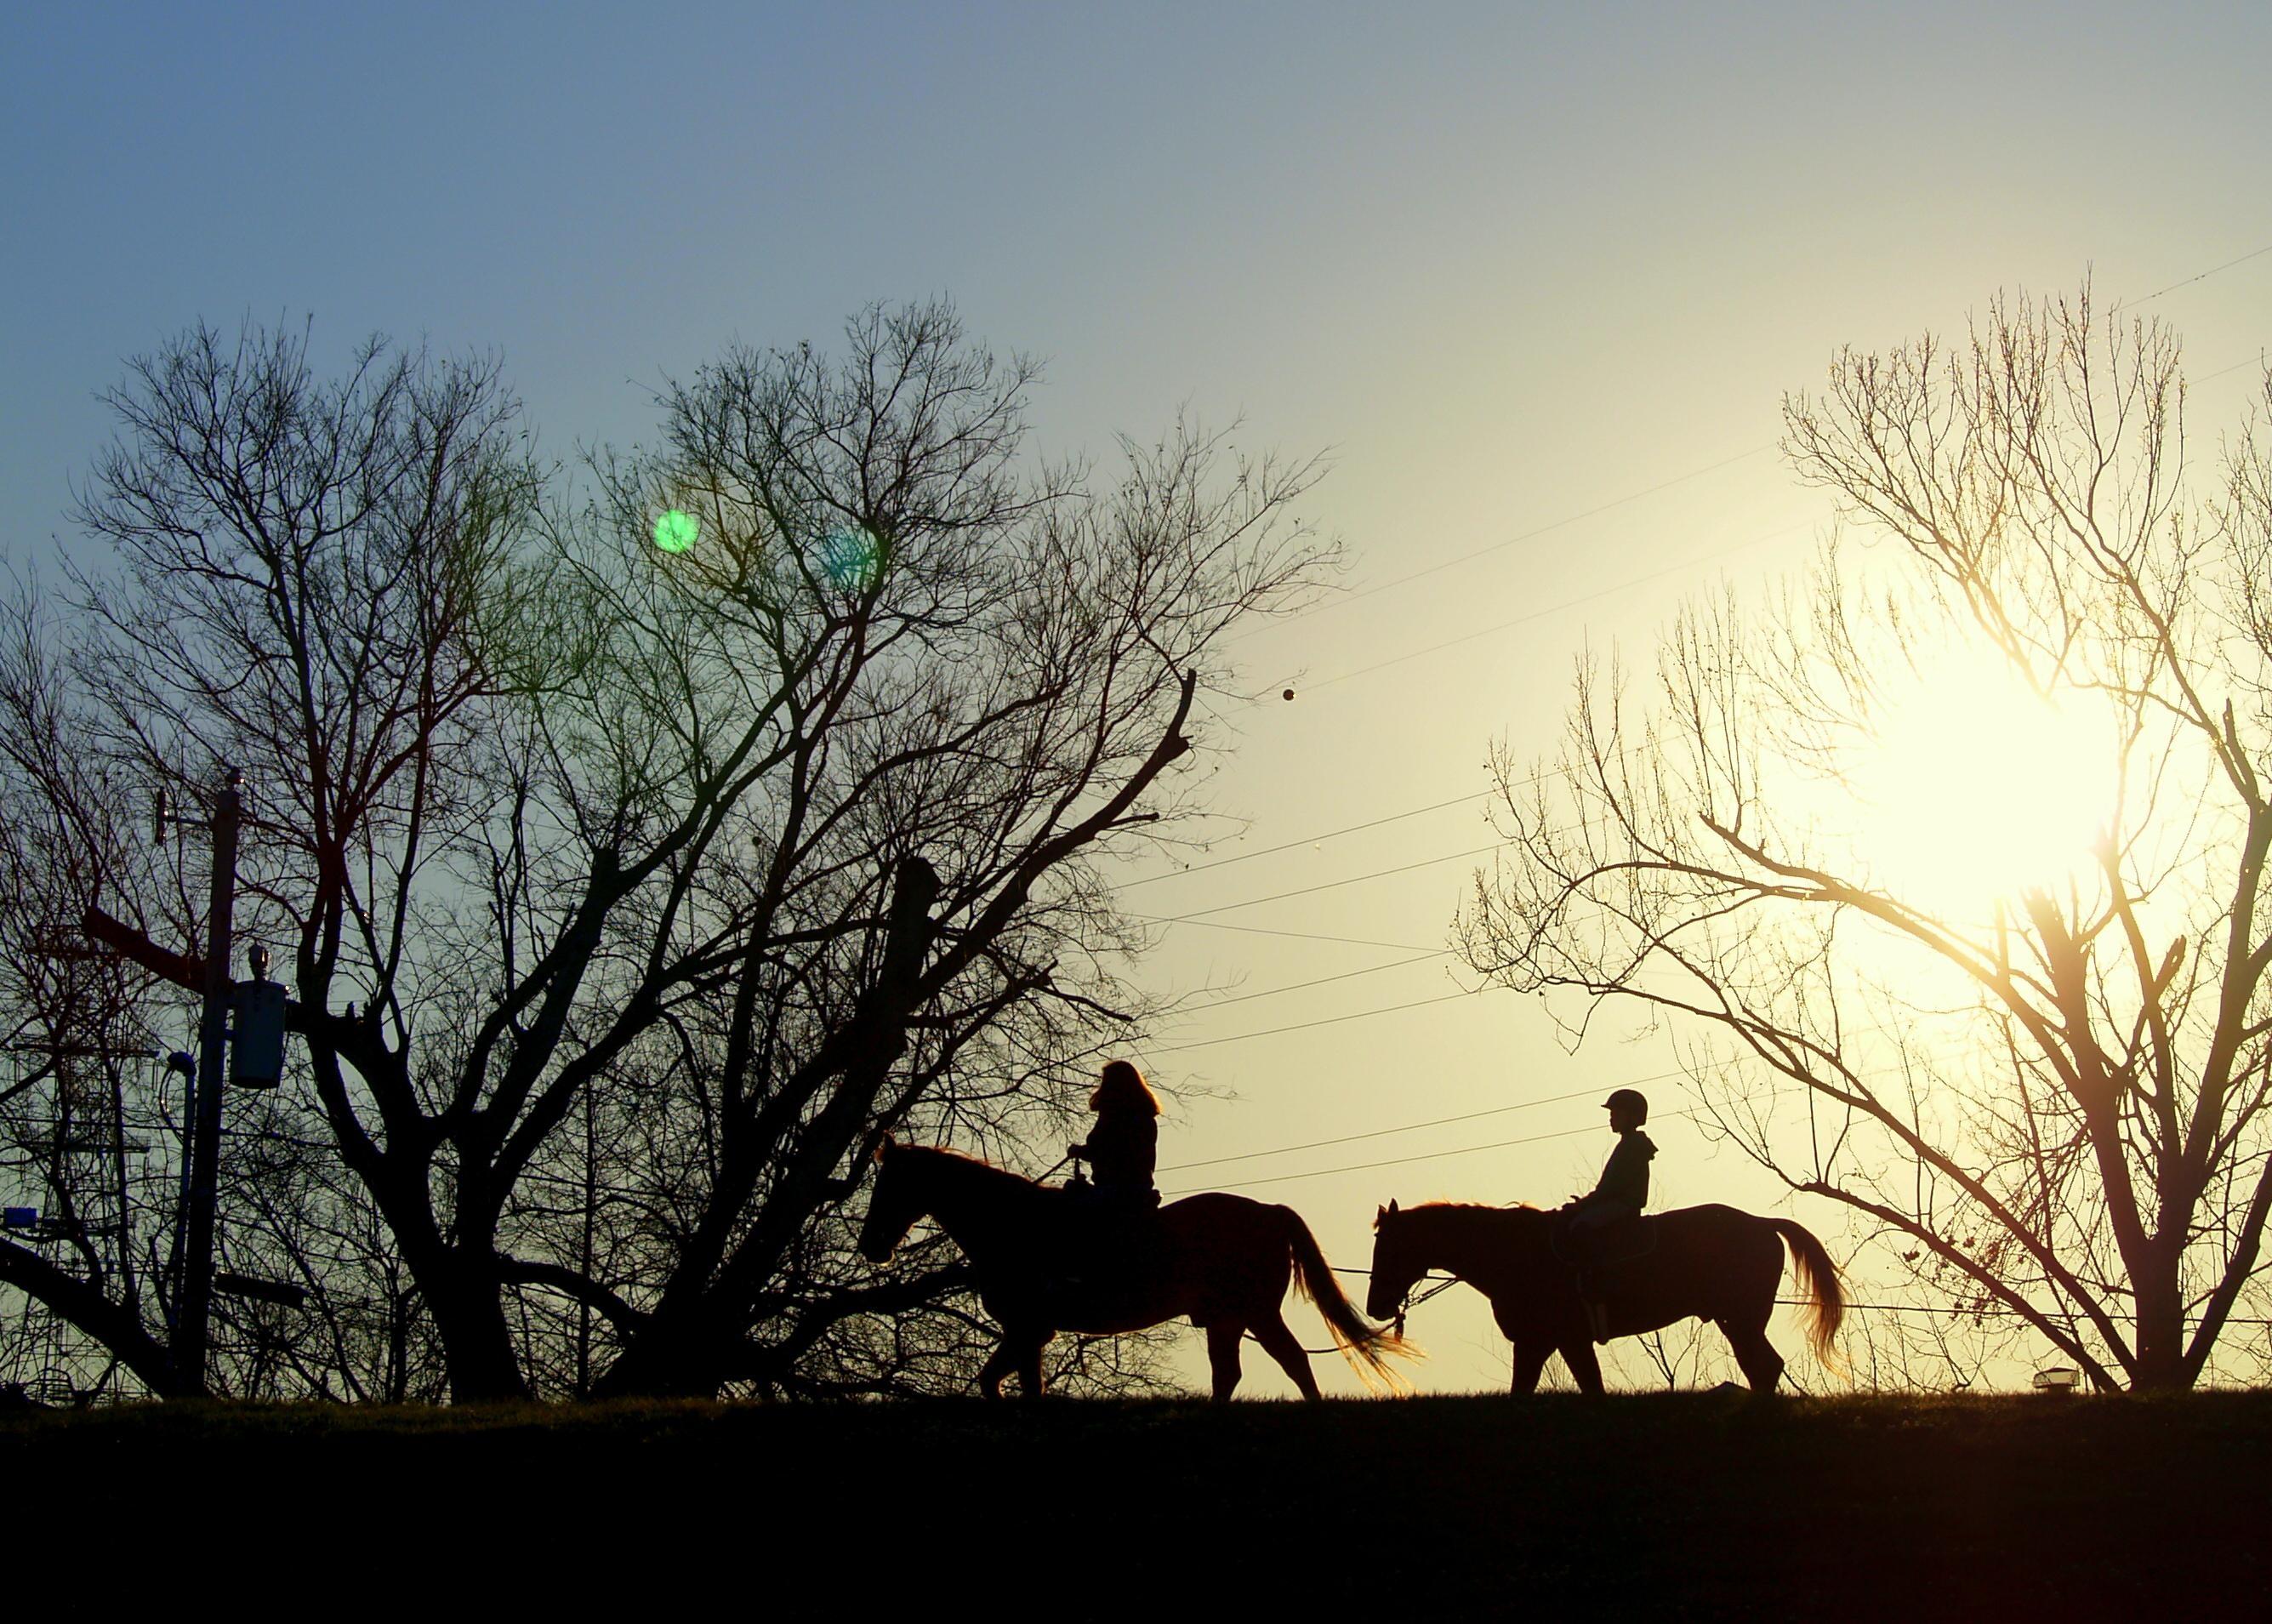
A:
9;1393;2269;1616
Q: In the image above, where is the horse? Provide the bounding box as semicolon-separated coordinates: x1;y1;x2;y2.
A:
1366;1199;1843;1393
857;1139;1405;1399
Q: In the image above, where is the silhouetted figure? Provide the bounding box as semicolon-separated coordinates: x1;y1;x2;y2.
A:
859;1138;1406;1399
1053;1060;1163;1301
1068;1059;1161;1209
1368;1195;1843;1394
1564;1088;1656;1336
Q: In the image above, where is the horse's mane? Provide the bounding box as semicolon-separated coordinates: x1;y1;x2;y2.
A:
1402;1200;1546;1217
1392;1201;1550;1237
891;1142;1045;1193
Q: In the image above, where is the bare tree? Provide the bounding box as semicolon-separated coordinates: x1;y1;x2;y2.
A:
1463;285;2272;1391
31;303;1334;1400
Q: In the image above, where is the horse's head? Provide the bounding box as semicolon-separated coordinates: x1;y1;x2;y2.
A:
857;1137;925;1263
1367;1199;1424;1322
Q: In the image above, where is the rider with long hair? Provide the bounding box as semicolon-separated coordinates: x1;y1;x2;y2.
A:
1069;1059;1162;1207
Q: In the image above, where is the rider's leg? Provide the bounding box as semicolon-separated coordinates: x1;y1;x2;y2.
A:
1251;1312;1323;1400
1204;1321;1245;1402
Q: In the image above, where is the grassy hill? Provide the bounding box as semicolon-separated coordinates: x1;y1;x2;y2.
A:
8;1393;2267;1616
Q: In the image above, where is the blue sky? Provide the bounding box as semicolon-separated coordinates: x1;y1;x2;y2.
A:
6;2;2269;1393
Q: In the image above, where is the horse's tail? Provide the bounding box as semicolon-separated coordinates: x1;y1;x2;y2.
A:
1278;1205;1411;1393
1768;1217;1847;1369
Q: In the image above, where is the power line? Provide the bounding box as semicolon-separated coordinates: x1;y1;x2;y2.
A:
1163;1086;1836;1199
1164;1116;1599;1194
1130;915;1446;953
1307;519;1814;692
1136;334;2272;937
2199;350;2269;385
1250;237;2264;642
1152;986;1483;1056
1164;844;1504;923
2123;244;2272;310
1108;759;1571;897
1159;1077;1649;1172
1113;790;1495;892
1175;951;1454;1015
1314;444;1777;613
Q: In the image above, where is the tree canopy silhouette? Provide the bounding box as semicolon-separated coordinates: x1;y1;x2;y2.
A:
1463;284;2272;1391
4;302;1335;1399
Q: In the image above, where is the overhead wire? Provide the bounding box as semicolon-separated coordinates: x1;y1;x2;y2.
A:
1306;519;1815;692
1112;789;1495;892
1159;1077;1644;1172
1175;950;1454;1013
1153;1082;1811;1196
1117;315;2272;913
1163;1115;1601;1194
1129;916;1446;953
1164;1045;1972;1194
1152;985;1482;1056
1244;233;2266;644
2119;243;2272;310
1164;843;1504;923
1310;443;1778;613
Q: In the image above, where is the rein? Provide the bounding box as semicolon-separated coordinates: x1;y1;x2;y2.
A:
1392;1273;1461;1340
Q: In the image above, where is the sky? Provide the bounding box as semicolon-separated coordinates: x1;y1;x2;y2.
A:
5;2;2270;1396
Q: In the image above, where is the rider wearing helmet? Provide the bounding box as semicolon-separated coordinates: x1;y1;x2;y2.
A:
1576;1088;1654;1218
1565;1089;1655;1332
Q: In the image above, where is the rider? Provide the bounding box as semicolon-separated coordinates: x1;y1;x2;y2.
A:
1565;1088;1655;1336
1068;1059;1162;1209
1050;1060;1162;1299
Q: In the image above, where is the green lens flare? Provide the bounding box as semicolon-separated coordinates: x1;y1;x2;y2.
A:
817;527;880;592
652;510;698;554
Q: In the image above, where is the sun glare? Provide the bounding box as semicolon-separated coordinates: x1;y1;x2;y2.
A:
1848;642;2110;919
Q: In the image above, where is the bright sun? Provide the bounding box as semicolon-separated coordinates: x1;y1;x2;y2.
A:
1848;641;2111;920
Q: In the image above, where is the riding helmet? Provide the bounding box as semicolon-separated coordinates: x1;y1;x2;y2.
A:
1603;1088;1648;1123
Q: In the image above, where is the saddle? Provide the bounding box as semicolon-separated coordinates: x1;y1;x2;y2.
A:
1548;1208;1660;1270
1551;1209;1659;1342
1043;1184;1167;1310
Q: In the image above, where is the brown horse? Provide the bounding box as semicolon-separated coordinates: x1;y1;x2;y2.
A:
1366;1199;1843;1393
857;1140;1404;1399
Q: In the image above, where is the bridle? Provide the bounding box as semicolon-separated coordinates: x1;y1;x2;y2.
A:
1389;1272;1460;1340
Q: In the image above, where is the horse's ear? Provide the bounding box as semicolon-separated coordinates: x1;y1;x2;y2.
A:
1387;1199;1399;1216
874;1134;895;1163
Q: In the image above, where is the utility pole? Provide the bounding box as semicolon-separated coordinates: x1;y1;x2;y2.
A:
174;766;240;1393
82;766;290;1399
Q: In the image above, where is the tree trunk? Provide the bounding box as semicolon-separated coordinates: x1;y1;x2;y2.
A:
423;1260;530;1402
589;1300;733;1399
2131;1252;2191;1392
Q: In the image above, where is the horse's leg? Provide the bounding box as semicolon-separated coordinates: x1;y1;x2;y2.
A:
978;1335;1019;1399
1204;1323;1246;1402
1559;1337;1606;1395
1016;1327;1051;1398
1252;1313;1323;1401
1509;1340;1550;1395
1718;1315;1785;1393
